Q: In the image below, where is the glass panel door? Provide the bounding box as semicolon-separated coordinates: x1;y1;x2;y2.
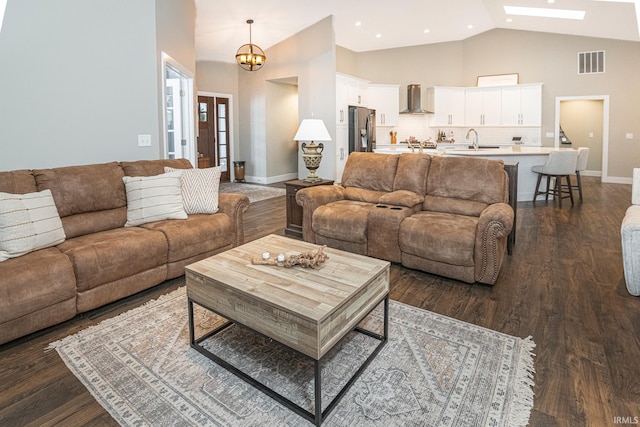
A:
163;58;195;165
216;98;230;181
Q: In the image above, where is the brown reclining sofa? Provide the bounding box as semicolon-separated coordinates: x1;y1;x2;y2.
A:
296;152;514;285
0;159;249;345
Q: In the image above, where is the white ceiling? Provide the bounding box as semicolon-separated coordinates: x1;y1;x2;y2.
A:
195;0;640;63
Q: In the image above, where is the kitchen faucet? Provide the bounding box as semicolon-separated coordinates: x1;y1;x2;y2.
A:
466;128;479;152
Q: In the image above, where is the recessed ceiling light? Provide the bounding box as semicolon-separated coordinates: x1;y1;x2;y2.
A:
467;24;474;29
424;29;430;33
376;33;382;38
355;21;362;26
506;18;513;23
547;0;555;4
504;5;586;20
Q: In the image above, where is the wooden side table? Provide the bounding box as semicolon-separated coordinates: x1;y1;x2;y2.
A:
284;179;334;239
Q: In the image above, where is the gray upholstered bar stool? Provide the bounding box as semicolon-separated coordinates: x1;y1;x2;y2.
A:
531;150;579;207
566;147;590;201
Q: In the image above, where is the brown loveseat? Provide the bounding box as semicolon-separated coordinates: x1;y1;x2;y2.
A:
0;159;249;345
296;152;513;285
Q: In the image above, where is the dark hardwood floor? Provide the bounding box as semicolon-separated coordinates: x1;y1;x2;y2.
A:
1;177;639;426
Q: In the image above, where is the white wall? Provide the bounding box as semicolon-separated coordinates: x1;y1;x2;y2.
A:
237;16;336;183
0;0;195;172
265;80;298;180
352;28;640;179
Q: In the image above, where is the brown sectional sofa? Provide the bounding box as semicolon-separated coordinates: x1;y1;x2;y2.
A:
296;152;514;285
0;159;249;345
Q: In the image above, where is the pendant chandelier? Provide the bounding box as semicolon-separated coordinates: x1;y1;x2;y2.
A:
235;19;266;71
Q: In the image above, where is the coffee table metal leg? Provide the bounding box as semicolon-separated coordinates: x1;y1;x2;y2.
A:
187;296;388;426
315;360;322;426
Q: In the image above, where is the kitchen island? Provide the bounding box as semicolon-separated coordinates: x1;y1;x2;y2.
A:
374;145;575;201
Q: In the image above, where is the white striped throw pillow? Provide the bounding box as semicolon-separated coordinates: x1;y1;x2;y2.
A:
164;166;221;214
122;171;187;227
0;189;66;262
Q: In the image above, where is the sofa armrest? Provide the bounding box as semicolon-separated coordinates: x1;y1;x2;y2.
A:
474;202;514;285
218;192;250;247
621;205;640;296
295;185;345;243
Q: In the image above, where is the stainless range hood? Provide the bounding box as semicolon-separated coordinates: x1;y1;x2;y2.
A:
400;84;433;114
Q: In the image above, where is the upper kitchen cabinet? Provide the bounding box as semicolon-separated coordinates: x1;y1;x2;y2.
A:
464;87;502;126
369;84;400;127
336;73;369;124
501;84;542;126
426;87;466;126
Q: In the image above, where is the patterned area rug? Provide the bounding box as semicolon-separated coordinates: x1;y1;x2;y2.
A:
219;182;285;203
49;287;535;426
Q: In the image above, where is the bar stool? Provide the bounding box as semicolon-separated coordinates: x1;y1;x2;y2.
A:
531;150;579;207
563;147;590;201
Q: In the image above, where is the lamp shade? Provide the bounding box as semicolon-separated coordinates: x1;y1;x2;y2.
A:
293;119;331;142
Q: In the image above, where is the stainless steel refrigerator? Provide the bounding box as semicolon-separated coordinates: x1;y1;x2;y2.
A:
348;106;376;152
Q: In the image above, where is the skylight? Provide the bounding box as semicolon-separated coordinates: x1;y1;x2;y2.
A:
504;5;586;20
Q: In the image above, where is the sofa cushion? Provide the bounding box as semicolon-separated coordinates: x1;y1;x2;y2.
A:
0;247;76;325
0;170;37;194
393;153;431;194
34;162;127;238
312;200;376;243
0;190;66;262
341;152;399;192
120;158;193;177
122;171;188;227
0;245;76;344
423;195;489;217
425;156;506;214
165;166;221;214
57;227;168;293
344;187;385;203
400;211;478;266
141;213;233;263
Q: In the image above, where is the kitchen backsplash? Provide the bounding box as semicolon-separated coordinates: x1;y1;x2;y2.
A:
376;114;542;146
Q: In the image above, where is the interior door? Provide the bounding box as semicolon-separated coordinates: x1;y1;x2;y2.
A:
197;96;230;182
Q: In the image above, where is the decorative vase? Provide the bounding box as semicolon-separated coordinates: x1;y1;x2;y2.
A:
390;131;397;144
301;142;324;182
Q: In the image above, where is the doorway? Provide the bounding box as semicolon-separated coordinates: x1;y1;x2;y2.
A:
555;95;610;182
162;53;195;166
198;94;231;182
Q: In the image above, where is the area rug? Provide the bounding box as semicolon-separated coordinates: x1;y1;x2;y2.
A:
219;182;285;203
49;286;535;426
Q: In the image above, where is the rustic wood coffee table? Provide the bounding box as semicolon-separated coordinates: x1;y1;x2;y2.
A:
185;234;389;426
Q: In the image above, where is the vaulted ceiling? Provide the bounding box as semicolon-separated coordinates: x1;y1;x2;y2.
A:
195;0;640;63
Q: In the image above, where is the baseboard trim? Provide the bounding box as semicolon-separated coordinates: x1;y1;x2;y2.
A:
244;173;298;185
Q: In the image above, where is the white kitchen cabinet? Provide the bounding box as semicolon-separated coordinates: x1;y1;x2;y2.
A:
346;75;369;106
501;84;542;126
336;73;369;125
335;124;349;184
464;87;502;126
369;84;400;127
336;74;349;124
426;87;466;126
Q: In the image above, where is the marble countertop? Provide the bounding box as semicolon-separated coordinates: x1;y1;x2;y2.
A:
373;145;573;156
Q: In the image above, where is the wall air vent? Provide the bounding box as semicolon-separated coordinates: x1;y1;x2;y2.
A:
578;51;605;74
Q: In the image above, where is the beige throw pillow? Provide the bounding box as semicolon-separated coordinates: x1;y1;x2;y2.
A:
0;189;66;262
164;166;221;214
122;171;187;227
